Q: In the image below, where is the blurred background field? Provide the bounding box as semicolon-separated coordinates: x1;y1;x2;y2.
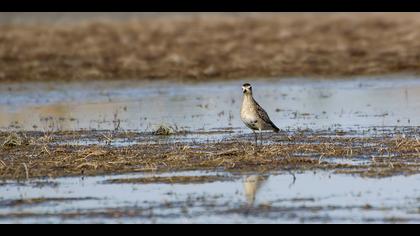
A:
1;12;420;82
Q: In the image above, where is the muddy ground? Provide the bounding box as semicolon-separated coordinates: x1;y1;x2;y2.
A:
2;13;420;82
1;129;420;181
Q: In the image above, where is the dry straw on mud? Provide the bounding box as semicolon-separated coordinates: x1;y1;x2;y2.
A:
1;133;24;147
153;124;176;136
1;130;420;180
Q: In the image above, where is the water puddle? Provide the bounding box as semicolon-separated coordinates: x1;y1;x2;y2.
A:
52;131;235;146
0;170;419;223
2;76;420;139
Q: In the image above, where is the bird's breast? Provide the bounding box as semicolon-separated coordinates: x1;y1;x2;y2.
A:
241;103;258;125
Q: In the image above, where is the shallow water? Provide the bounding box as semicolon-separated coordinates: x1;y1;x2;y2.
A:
2;76;420;224
0;12;251;25
0;170;419;223
1;76;420;137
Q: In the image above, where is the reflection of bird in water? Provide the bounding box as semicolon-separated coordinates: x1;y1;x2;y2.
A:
243;175;268;206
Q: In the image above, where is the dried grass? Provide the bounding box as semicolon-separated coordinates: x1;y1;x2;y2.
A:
1;133;24;147
152;124;176;136
1;130;420;180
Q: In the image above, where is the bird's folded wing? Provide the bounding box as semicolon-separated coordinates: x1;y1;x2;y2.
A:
256;103;273;124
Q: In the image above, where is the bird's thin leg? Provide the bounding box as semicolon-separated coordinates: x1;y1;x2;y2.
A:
253;130;258;146
260;130;263;146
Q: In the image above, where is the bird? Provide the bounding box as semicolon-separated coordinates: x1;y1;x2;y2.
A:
240;83;279;146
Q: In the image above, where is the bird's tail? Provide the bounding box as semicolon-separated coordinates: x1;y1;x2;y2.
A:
272;123;280;133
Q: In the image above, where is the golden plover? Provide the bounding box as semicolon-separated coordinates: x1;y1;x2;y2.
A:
240;83;279;145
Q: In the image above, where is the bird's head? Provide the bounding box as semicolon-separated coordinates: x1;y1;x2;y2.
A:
242;83;252;95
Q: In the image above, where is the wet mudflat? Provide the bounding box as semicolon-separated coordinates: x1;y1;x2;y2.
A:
0;170;419;223
1;76;420;223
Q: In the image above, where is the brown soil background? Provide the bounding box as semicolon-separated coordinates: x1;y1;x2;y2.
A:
2;13;420;82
